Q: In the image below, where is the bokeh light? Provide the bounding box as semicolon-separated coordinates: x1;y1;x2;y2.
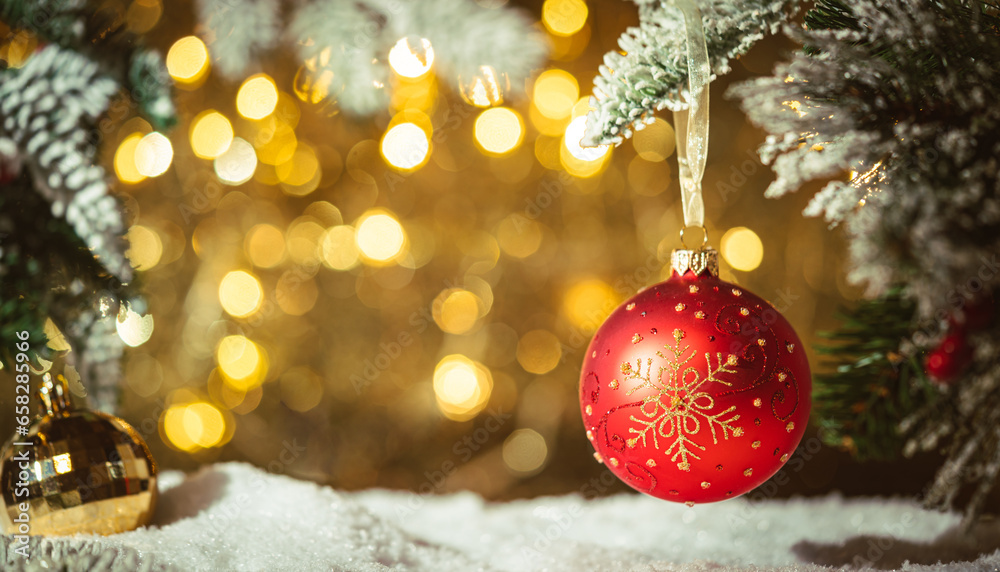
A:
633;118;677;162
245;224;286;268
165;36;209;84
381;122;430;170
126;0;162;34
163;400;226;451
215;137;258;185
533;69;578;120
433;289;483;335
563;115;609;162
114;133;146;184
276;143;321;196
116;306;154;347
459;65;506;107
134;132;173;177
321;225;360;270
190;110;234;159
127;225;163;271
216;335;267;390
474;107;524;155
355;211;407;263
542;0;588;37
388;37;435;78
561;115;611;178
236;74;279;120
433;355;493;421
497;214;543;258
516;330;562;374
721;226;765;272
502;428;549;474
563;279;617;330
219;270;264;318
279;367;324;412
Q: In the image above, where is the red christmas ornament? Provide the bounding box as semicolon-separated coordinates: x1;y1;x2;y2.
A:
924;330;973;384
579;249;811;504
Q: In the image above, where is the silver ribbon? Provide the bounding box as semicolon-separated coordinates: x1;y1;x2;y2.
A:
671;0;710;229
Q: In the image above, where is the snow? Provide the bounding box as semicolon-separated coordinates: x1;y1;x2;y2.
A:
4;462;1000;571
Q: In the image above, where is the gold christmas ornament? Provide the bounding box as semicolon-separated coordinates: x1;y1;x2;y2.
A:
0;372;157;536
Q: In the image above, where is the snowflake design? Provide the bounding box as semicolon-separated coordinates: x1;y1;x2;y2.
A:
620;329;742;471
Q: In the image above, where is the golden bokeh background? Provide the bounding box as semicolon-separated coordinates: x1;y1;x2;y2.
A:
1;0;940;500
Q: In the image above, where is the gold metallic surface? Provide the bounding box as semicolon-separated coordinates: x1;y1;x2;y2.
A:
1;375;157;536
671;248;720;277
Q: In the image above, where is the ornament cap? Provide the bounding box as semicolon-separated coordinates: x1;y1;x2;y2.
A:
670;248;719;277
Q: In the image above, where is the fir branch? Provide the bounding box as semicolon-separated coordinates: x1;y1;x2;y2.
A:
196;0;281;81
583;0;799;147
0;175;134;395
0;0;177;130
287;1;390;116
386;0;547;82
813;290;938;461
199;0;546;116
0;44;131;280
730;0;1000;316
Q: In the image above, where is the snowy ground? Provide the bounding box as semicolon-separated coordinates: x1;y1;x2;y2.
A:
3;462;1000;571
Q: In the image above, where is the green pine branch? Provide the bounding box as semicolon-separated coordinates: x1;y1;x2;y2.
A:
813;290;938;461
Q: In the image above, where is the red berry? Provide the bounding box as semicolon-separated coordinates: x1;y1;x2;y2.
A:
925;332;973;383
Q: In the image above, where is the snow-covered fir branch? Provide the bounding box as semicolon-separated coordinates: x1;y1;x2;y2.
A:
198;0;547;116
0;45;128;280
730;0;1000;318
583;0;798;147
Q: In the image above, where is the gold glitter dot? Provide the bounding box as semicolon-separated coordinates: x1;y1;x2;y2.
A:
591;351;597;358
646;459;656;468
786;422;795;433
621;362;632;375
673;329;685;341
751;440;761;449
739;307;750;316
754;418;761;426
786;342;796;353
677;461;691;472
685;501;695;507
632;333;643;344
757;338;766;347
586;430;594;441
609;457;619;467
675;303;686;312
733;427;744;437
753;398;762;407
732;288;743;297
593;452;603;464
726;354;739;366
700;481;711;489
743;468;753;477
695;311;706;320
609;379;619;390
626;303;635;311
777;372;787;382
716;464;723;471
689;285;700;294
669;489;679;495
780;453;790;462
